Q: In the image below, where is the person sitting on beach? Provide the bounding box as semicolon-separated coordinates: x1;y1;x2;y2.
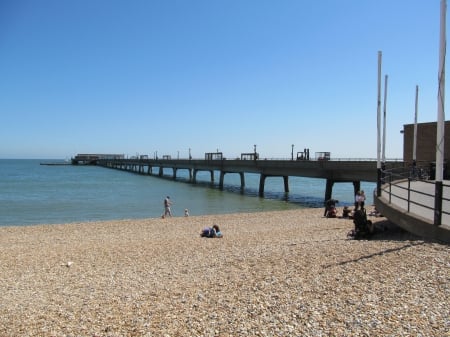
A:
368;207;382;217
347;208;374;239
342;206;352;219
324;198;338;217
327;206;337;218
200;224;223;238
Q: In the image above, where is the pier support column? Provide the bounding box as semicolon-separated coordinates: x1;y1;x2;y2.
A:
159;167;163;177
173;168;177;179
219;171;225;189
193;170;198;183
240;172;245;190
147;166;152;175
283;176;289;193
188;168;193;182
259;174;266;197
325;179;334;202
210;170;214;183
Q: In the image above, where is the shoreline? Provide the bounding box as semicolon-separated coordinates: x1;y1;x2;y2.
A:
0;208;448;336
1;205;322;228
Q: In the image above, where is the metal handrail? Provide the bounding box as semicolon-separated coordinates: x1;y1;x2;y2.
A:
380;165;450;225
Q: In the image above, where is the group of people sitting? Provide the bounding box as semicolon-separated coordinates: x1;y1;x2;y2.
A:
323;190;371;219
323;193;384;239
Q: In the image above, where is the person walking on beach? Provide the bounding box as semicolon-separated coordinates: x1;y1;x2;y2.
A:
163;196;172;218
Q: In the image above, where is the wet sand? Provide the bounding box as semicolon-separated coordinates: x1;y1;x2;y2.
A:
0;208;448;336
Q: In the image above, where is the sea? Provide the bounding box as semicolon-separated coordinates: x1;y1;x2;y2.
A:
0;159;376;227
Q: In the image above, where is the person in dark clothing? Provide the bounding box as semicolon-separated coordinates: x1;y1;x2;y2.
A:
324;198;339;217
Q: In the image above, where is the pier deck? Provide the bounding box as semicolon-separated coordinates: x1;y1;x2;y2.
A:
96;157;405;201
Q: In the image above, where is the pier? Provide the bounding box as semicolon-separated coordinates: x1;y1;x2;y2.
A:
84;154;405;201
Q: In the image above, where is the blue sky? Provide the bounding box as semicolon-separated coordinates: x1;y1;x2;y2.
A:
0;0;445;159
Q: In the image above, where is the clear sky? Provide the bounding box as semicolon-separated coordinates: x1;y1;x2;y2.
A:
0;0;446;159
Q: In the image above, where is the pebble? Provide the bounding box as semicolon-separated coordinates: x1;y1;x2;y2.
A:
0;209;448;336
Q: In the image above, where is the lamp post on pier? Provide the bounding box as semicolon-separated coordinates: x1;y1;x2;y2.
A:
291;144;294;160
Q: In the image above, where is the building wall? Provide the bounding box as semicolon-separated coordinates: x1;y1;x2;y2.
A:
403;121;450;163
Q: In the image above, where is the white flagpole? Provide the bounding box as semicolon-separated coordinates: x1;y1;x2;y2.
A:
436;0;446;182
413;85;419;165
382;74;388;163
377;51;382;168
435;0;446;225
377;51;382;196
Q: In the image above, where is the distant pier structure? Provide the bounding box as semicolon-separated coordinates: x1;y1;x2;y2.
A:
71;154;124;165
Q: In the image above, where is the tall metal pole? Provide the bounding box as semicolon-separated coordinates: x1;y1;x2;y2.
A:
413;85;419;165
376;51;382;197
436;0;446;182
435;0;446;225
382;74;388;164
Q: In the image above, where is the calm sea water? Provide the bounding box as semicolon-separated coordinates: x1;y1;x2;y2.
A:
0;159;375;226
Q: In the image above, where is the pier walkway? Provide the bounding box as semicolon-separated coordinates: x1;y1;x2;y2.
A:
375;178;450;243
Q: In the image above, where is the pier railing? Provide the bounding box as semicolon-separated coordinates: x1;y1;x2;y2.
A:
380;164;450;226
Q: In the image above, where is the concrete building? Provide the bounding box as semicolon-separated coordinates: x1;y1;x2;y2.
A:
402;121;450;164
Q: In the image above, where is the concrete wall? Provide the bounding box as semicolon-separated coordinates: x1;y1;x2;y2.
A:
374;193;450;243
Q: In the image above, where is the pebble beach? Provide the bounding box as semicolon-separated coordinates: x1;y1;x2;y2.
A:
0;208;448;337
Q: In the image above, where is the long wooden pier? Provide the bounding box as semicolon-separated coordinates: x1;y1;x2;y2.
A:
95;157;405;201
